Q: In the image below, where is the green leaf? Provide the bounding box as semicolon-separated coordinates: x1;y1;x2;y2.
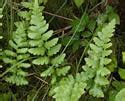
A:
51;54;65;65
17;48;28;54
5;75;28;85
9;40;18;50
74;0;85;8
28;31;41;39
3;58;16;64
32;56;49;65
97;68;110;76
56;66;71;76
41;67;54;77
18;63;31;68
87;20;96;32
4;50;17;57
82;31;92;38
118;68;125;80
18;11;31;20
95;75;109;86
29;39;43;47
28;47;45;55
47;44;61;56
90;44;102;53
45;38;58;49
115;88;125;101
42;30;53;41
122;52;125;64
89;85;104;97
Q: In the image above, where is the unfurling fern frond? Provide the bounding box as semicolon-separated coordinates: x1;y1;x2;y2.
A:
51;19;116;100
2;21;30;85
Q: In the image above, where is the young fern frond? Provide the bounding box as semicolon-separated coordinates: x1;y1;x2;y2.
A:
50;72;87;101
51;19;116;100
20;0;70;83
83;19;116;97
2;21;31;85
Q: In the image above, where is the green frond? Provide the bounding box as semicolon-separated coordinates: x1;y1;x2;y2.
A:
51;19;116;100
84;19;116;97
2;21;30;85
51;72;87;101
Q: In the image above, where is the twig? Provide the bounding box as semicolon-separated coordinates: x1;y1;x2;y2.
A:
54;26;72;34
43;11;73;21
34;75;48;85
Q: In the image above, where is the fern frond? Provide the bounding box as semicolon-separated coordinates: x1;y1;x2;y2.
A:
51;19;116;100
23;0;69;79
50;72;87;101
2;21;30;85
83;19;116;97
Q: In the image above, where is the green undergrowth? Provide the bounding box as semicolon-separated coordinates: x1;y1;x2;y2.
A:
0;0;124;101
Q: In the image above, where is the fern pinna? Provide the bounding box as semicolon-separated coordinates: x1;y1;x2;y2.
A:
51;19;116;100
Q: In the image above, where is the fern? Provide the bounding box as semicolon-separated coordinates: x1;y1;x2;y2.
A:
51;19;116;100
20;0;70;82
84;19;116;97
26;0;63;66
50;72;87;101
2;20;30;85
